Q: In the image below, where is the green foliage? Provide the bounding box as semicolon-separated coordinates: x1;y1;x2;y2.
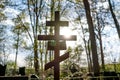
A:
0;0;7;46
0;13;6;21
105;64;120;72
0;0;7;21
25;54;34;68
0;4;5;8
26;68;35;75
6;60;15;69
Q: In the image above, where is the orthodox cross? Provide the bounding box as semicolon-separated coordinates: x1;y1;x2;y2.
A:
38;11;76;80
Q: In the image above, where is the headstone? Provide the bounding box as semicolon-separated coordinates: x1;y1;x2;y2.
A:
0;64;6;76
19;67;25;76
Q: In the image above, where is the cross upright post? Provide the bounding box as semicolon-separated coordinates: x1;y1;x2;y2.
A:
47;11;68;80
38;11;76;80
54;12;60;80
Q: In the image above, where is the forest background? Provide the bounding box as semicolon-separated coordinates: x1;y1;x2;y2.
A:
0;0;120;78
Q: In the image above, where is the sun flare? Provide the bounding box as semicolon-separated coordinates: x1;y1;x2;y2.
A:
60;27;73;38
60;27;77;48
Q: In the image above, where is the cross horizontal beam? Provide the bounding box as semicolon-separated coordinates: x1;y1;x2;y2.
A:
38;35;76;41
46;21;68;27
45;52;69;70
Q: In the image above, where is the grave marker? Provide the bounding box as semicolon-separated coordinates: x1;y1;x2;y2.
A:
0;64;6;76
38;11;76;80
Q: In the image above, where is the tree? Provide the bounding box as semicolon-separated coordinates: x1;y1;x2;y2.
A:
83;0;100;76
0;0;8;65
12;12;30;72
0;0;6;22
27;0;49;75
108;0;120;39
6;60;15;76
0;44;9;65
90;0;107;71
25;54;34;69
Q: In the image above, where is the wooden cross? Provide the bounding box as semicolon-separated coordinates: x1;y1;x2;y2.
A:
38;11;76;80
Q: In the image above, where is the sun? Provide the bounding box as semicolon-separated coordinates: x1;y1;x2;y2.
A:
60;27;77;48
60;27;73;38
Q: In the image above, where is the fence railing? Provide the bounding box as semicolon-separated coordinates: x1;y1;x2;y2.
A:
0;76;120;80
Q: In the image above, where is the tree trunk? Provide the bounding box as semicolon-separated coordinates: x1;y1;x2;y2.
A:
83;0;100;76
81;24;93;72
14;29;20;74
108;0;120;39
99;30;105;71
34;39;39;75
96;13;105;71
87;40;93;72
27;0;40;75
